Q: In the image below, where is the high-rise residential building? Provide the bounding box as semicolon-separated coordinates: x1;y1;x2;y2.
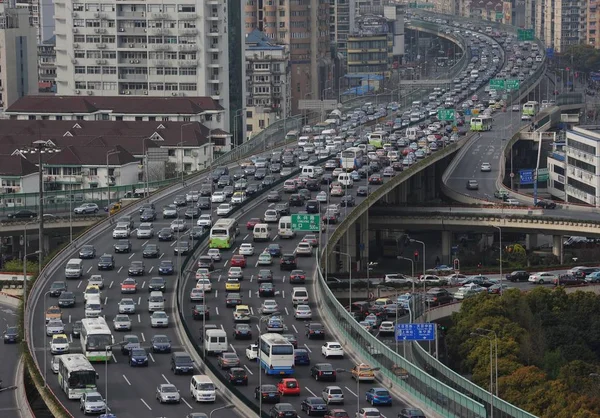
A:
38;35;56;93
53;0;231;129
245;29;291;140
347;15;393;80
227;0;246;146
536;0;586;53
0;6;38;109
245;0;331;114
330;0;351;59
587;0;600;49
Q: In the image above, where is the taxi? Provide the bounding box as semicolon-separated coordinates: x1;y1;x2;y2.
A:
351;363;377;382
50;333;70;354
45;305;62;323
84;285;101;302
226;278;241;292
233;305;250;322
277;378;301;396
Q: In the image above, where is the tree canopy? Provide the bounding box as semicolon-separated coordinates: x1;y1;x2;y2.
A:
447;288;600;417
562;45;600;74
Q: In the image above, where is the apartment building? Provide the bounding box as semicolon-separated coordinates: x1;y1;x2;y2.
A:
38;35;57;93
347;15;393;79
245;29;291;139
0;153;39;196
53;0;230;123
244;0;331;114
330;0;351;59
0;6;38;110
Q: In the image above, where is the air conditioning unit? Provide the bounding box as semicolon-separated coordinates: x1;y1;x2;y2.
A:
130;60;135;63
126;91;131;95
119;28;124;32
141;12;145;17
0;87;3;91
192;151;199;157
135;60;140;64
121;90;127;94
114;171;120;177
172;92;177;96
94;12;100;18
75;90;81;94
87;91;93;95
95;29;100;33
72;12;78;17
72;59;78;64
144;90;148;95
129;44;134;48
73;28;78;33
73;43;79;48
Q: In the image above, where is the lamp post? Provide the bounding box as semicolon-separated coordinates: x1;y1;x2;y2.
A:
337;367;380;415
233;108;246;147
42;290;53;386
471;331;495;418
410;238;426;277
106;149;120;218
476;328;498;397
338;75;346;104
397;256;416;317
492;226;503;294
333;250;352;307
141;137;150;197
179;122;195;186
22;219;39;305
18;140;61;273
210;404;235;418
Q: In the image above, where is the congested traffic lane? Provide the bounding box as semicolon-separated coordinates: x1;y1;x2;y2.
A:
31;176;245;418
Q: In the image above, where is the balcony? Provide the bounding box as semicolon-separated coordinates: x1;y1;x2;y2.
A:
152;28;171;35
179;13;197;20
152;59;168;66
207;62;221;68
208;28;219;36
178;60;199;67
118;73;149;81
117;26;148;35
179;44;198;51
55;175;84;184
207;45;219;52
180;28;198;36
151;13;171;19
207;14;220;21
208;78;221;84
152;44;172;51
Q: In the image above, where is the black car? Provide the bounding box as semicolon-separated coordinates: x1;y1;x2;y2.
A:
398;408;426;418
246;183;261;195
321;173;334;185
266;244;282;257
233;324;252;339
128;261;145;276
535;200;556;209
306;322;325;339
129;347;149;367
174;241;191;255
306;179;321;191
148;277;166;292
58;291;76;308
121;334;141;355
72;320;82;338
425;288;453;306
140;209;156;222
138;203;155;214
275;202;290;215
192;304;210;320
310;363;336;381
184;207;200;219
174;195;187;206
171;352;194;374
244;166;257;176
301;397;327;416
305;200;319;213
49;281;67;296
289;194;303;207
262;176;276;187
340;195;355;207
159;260;174;275
142;244;160;258
217;175;231;188
281;254;297;270
189;226;205;239
158;228;174;241
197;197;211;209
254;168;267;180
282;333;298;348
225;293;242;307
259;283;276;297
227;367;249;385
200;183;213;196
7;210;36;219
368;174;383;185
3;326;18;344
556;274;587;286
267;190;282;202
97;254;115;270
197;256;214;271
257;269;274;283
506;270;529;282
113;240;132;253
78;245;96;259
151;334;172;353
256;385;280;403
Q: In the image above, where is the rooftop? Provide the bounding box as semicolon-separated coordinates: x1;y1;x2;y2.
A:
0;154;39;177
245;29;286;51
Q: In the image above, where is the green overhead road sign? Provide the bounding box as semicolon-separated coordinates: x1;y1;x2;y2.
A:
437;109;455;121
291;214;321;231
495;11;503;20
489;79;505;90
506;79;520;91
517;29;534;41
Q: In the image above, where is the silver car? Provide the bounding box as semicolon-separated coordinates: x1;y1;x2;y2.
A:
46;319;65;336
170;219;187;232
228;267;243;279
118;298;136;314
260;299;279;315
80;391;106;414
88;274;104;289
150;311;169;328
156;383;181;404
294;304;313;320
162;205;178;217
136;223;154;239
113;314;132;331
74;203;99;214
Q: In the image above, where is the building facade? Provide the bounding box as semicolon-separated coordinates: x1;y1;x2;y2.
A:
52;0;230;125
0;6;38;110
245;29;291;139
330;0;351;59
347;15;393;79
38;35;56;93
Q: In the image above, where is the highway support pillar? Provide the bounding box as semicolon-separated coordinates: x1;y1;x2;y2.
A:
552;235;564;264
441;231;452;265
345;224;357;271
526;234;538;250
358;212;369;271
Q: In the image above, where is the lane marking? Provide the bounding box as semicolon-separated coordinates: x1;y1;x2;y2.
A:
104;297;108;305
141;332;145;342
243;234;249;240
224;260;229;267
244;365;254;375
214;290;218;298
160;253;164;259
285;307;289;316
137;297;141;305
305;387;317;397
129;253;135;259
142;240;149;246
138;314;141;323
248;289;252;299
218;275;222;282
215;307;219;316
182;398;193;409
149;352;155;363
109;281;114;289
68;315;72;324
141;281;146;289
304;344;312;353
170;241;177;247
281;290;285;299
250;306;255;315
87;266;92;273
162;374;170;384
149;266;154;273
250;274;254;283
292;324;298;334
140;399;152;410
118;266;123;274
112;354;117;363
230;344;237;353
77;281;82;289
122;374;131;385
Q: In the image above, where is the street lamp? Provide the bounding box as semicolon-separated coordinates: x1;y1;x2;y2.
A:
337;367;380;415
210;404;235;418
471;331;496;418
141;137;150;197
492;226;503;293
409;238;426;277
476;328;498;397
106;149;120;218
397;256;416;319
233;108;246;147
333;250;352;307
18;140;61;272
42;289;53;386
180;122;195;186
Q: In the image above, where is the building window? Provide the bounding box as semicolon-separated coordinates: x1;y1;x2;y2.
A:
184;149;192;156
246;124;253;132
89;168;98;176
259;119;265;129
168;149;175;156
246;111;252;118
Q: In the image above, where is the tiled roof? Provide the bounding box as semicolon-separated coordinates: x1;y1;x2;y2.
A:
6;96;224;114
41;144;138;166
0;154;39;177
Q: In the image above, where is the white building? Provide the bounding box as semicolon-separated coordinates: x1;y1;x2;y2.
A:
53;0;230;125
547;126;600;207
0;154;39;197
0;6;38;110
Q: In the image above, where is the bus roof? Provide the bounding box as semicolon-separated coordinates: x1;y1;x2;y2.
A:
261;333;293;345
81;317;111;334
57;354;95;372
212;218;237;228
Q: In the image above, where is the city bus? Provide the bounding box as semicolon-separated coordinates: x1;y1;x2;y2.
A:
368;131;388;149
285;130;299;142
327;109;343;125
259;333;295;375
340;147;364;171
80;318;114;362
522;101;539;116
209;218;239;249
57;354;98;400
470;116;493;131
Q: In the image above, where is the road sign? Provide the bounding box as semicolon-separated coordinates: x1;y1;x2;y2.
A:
437;109;455;121
519;169;534;185
489;79;505;90
517;29;534;41
538;168;549;182
291;214;321;231
395;323;436;341
506;79;520;91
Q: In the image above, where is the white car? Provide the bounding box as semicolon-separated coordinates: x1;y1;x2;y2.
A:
84;286;101;302
505;198;520;206
136;222;154;239
528;271;557;284
239;243;255;256
480;162;491;172
196;278;212;292
150;311;169;328
88;274;104;289
196;214;213;227
195;268;210;279
378;321;395;334
118;298;136;314
113;314;132;331
50;334;70;354
228;267;243;279
246;344;258;361
112;223;130;238
260;299;279;315
51;356;60;374
190;288;205;302
295;242;313;256
80;391;107;415
316;191;328;203
46;319;65;336
216;203;232;216
294;304;312;320
454;283;484;300
263;209;279;223
186;191;199;202
207;248;221;261
211;192;226;203
170;219;187;232
321;342;344;358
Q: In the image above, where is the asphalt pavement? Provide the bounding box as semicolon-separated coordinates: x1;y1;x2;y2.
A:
0;302;20;415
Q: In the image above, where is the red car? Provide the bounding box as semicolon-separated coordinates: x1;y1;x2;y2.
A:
230;255;247;268
246;218;261;230
277;378;300;396
325;410;350;418
289;270;306;284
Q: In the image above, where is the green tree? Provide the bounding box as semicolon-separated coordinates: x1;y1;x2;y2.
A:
563;45;600;73
1;259;38;274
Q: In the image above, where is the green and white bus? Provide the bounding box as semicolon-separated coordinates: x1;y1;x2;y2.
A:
57;354;98;399
80;318;114;362
368;131;387;149
522;101;539;116
209;218;239;249
470;116;493;131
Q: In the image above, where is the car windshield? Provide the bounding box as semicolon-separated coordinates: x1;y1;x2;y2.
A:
153;336;169;343
162;385;177;393
86;394;103;402
154;312;167;318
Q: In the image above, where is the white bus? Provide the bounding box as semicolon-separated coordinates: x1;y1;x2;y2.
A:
209;218;239;249
470;116;493;131
522;101;539;116
259;333;295;376
285;130;299;142
368;131;388;148
340;147;364;171
57;354;98;400
80;318;114;362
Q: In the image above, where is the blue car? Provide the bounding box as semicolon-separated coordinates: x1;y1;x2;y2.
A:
365;388;392;406
129;348;149;367
266;317;284;332
266;244;282;257
586;271;600;283
158;260;174;275
350;170;361;181
294;349;310;365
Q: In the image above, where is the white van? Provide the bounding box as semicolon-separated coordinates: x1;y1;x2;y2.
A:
337;173;354;188
204;329;228;355
406;127;419;140
148;291;165;312
65;258;83;279
292;287;309;306
253;223;269;242
412;100;422;108
190;375;216;403
278;216;295;239
85;295;102;318
301;166;317;178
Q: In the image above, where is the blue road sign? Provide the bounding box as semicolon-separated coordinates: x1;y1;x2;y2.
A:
519;169;534;185
546;47;554;59
451;245;459;254
465;108;472;116
395;323;436;341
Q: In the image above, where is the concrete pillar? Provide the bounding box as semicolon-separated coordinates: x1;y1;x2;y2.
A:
441;231;452;265
526;234;538;250
552;235;564;264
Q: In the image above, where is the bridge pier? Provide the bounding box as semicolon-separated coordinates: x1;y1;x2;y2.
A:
553;235;564;264
425;164;437;201
441;231;452;265
357;212;369;270
526;233;538;250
